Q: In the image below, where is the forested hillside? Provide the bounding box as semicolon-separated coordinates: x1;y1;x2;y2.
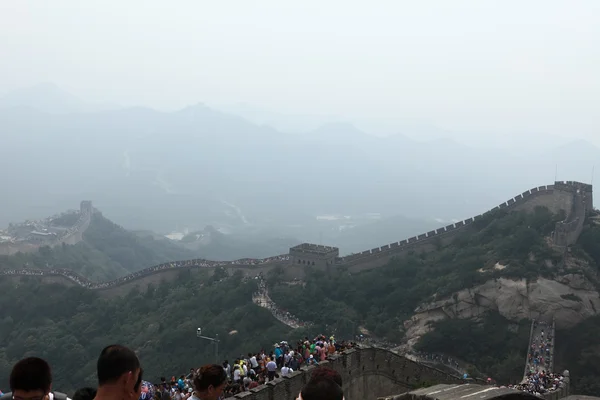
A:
0;213;196;281
0;269;293;393
2;206;600;395
267;206;600;393
269;206;566;339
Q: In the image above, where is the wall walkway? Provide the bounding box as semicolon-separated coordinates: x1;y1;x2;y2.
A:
233;347;463;400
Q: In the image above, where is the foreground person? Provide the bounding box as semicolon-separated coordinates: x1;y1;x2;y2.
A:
297;376;344;400
72;388;97;400
93;345;143;400
0;357;70;400
297;368;344;400
190;365;227;400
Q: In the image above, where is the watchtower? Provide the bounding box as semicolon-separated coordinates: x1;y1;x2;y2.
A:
80;201;93;215
552;181;593;247
289;243;339;268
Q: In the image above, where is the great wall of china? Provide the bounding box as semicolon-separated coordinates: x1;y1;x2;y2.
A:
0;201;93;256
0;181;594;295
0;184;582;400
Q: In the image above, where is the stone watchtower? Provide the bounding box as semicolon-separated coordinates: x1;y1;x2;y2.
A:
80;201;93;215
552;181;593;247
289;243;340;268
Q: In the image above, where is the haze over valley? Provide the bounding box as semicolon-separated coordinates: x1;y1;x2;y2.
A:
3;2;600;399
1;83;599;256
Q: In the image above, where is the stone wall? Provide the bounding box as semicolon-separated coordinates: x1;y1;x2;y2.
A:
0;201;93;255
233;347;463;400
0;181;591;292
336;184;565;271
0;258;298;297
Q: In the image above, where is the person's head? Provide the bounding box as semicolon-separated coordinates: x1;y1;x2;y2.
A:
310;367;342;387
299;375;344;400
193;365;228;400
9;357;53;400
96;345;142;400
72;387;97;400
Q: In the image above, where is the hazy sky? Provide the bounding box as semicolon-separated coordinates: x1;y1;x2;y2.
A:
1;0;599;144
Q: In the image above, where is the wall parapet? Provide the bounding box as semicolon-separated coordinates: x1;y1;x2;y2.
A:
0;254;291;290
337;184;562;267
232;346;464;400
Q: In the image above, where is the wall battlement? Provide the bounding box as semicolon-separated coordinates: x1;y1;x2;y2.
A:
289;243;339;267
0;181;592;292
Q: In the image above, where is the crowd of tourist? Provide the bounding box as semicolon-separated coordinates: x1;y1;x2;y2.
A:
0;338;352;400
509;371;566;396
0;255;290;290
525;321;553;374
0;268;90;286
146;334;356;399
1;331;570;400
511;320;563;396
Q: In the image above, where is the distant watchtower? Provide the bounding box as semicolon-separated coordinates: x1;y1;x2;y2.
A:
289;243;339;268
80;201;93;215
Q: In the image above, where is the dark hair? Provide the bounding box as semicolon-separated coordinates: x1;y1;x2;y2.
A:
72;387;97;400
97;344;141;386
301;376;343;400
193;365;228;391
310;367;342;387
10;357;52;393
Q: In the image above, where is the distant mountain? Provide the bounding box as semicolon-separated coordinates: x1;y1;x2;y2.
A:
0;86;597;241
216;102;342;134
0;83;119;114
179;225;299;260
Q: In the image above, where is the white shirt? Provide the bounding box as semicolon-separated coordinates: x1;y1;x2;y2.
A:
250;356;259;368
233;369;241;381
281;366;293;377
49;393;72;400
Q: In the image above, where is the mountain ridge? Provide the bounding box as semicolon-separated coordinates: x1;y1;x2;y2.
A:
2;85;599;235
1;180;590;293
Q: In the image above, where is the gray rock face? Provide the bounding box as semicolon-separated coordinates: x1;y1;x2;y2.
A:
403;275;600;349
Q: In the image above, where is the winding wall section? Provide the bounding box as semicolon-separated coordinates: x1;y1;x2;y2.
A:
0;181;593;293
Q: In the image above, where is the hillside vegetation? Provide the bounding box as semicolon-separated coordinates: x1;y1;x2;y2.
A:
0;214;197;281
266;206;576;385
2;206;600;395
269;206;565;340
0;268;293;393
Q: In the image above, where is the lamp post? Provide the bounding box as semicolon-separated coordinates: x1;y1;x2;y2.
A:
196;328;220;363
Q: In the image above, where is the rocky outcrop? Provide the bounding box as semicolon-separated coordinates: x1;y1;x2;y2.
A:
403;274;600;349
